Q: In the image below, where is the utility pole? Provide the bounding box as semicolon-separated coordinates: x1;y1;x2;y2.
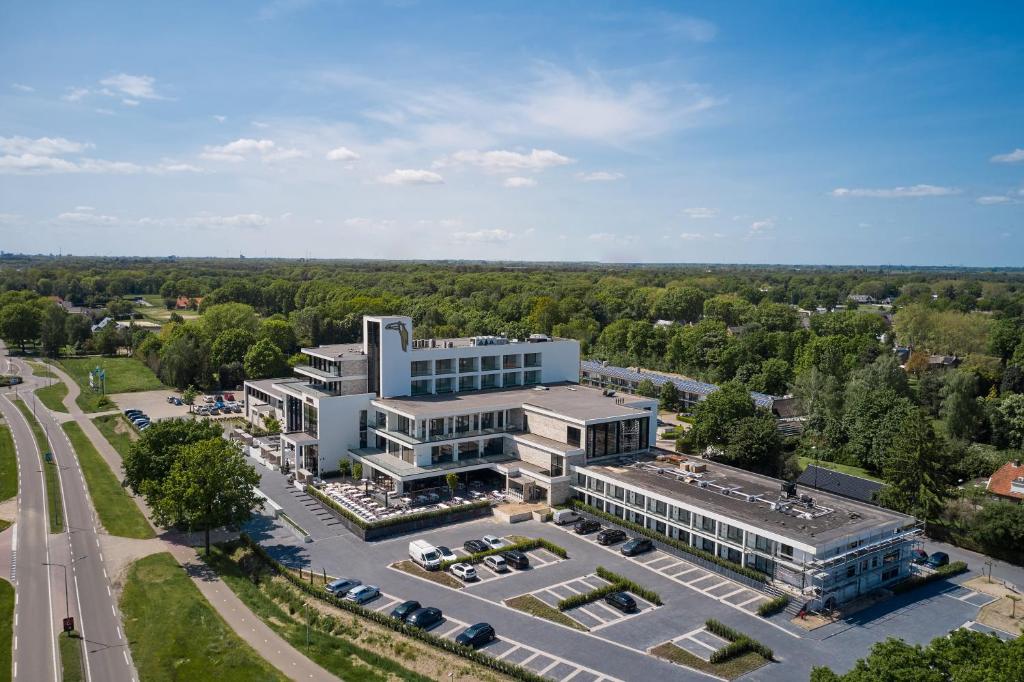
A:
43;562;70;620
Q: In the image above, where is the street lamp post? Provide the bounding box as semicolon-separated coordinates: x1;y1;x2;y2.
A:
43;562;70;621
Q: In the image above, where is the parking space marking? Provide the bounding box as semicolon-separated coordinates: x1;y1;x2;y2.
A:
495;645;520;660
736;594;764;607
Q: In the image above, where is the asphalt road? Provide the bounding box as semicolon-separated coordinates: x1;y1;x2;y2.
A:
3;349;136;682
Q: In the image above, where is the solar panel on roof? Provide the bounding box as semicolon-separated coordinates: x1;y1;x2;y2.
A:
581;360;777;406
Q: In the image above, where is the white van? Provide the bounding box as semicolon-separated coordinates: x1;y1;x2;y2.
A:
408;540;442;570
553;509;581;526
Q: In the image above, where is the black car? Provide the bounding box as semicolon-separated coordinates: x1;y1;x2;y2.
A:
604;591;638;613
910;549;929;565
389;600;421;622
596;528;627;545
574;519;601;535
455;622;495;648
124;409;142;417
620;538;654;557
463;539;490;554
926;552;950;569
501;549;530;570
406;607;444;630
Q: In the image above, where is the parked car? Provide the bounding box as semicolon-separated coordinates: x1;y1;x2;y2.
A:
597;528;627;545
910;549;929;565
345;585;380;604
389;600;421;622
124;409;142;417
231;404;242;413
553;509;581;525
574;519;601;535
139;423;151;431
501;549;530;570
455;622;495;648
224;392;235;401
463;539;490;554
209;407;221;416
620;538;654;557
409;540;442;571
436;546;457;562
406;607;443;630
196;406;210;416
203;395;215;403
483;555;508;573
166;395;176;404
604;591;638;613
172;397;182;405
450;563;478;581
482;535;506;550
926;552;950;569
325;577;361;596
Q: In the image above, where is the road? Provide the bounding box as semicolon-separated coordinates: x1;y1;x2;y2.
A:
3;348;136;682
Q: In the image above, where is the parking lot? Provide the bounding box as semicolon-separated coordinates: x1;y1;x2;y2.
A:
108;389;192;420
528;573;658;630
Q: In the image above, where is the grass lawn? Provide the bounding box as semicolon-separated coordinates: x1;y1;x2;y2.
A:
0;521;9;533
61;422;153;539
57;357;167;413
0;579;12;682
59;632;84;682
649;642;768;681
0;427;16;503
504;594;588;631
797;456;883;483
91;414;136;459
26;361;57;379
120;553;285;682
12;399;63;533
35;381;69;413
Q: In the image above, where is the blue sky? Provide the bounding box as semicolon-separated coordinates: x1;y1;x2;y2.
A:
1;1;1022;265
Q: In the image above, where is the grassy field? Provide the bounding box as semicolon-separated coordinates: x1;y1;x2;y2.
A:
92;414;136;459
26;361;57;379
649;642;768;680
59;632;84;682
12;399;63;533
797;456;883;483
0;427;16;503
0;579;12;682
61;422;153;539
35;381;69;413
120;553;285;682
58;356;166;413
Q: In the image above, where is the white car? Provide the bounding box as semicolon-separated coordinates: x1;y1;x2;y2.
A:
450;562;478;581
345;585;380;604
436;545;457;562
482;534;506;550
483;555;508;573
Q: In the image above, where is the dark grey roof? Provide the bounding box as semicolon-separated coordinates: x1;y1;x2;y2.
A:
796;465;884;505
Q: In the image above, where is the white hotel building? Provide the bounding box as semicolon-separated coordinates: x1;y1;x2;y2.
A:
244;314;919;608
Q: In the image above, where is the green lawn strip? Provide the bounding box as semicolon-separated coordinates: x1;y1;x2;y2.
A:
12;399;63;533
59;632;84;682
796;456;883;483
26;361;57;379
120;553;285;682
0;579;12;682
504;594;588;631
57;357;167;395
0;426;16;502
392;560;464;589
35;381;69;413
60;422;154;539
91;414;135;459
203;546;444;682
649;642;767;681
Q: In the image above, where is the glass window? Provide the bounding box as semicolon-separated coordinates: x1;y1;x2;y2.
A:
481;355;499;371
458;441;480;460
481;374;499;389
458;375;477;392
551;455;565;477
435;377;454;393
435;359;455;375
458;357;478;373
411;360;431;377
567;426;581;447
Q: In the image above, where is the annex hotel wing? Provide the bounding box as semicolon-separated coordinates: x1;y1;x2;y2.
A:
245;314;920;609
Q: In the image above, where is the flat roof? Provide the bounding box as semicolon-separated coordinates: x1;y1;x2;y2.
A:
513;432;582;454
245;377;290;399
583;457;915;547
301;343;365;360
581;360;776;409
413;337;571;351
374;383;654;422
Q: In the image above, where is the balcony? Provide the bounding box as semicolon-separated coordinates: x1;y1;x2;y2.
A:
370;423;521;446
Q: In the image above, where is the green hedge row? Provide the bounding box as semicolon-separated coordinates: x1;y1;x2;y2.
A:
306;485;490;530
594;566;664;606
890;561;968;595
238;534;549;682
704;618;773;662
439;538;568;571
756;594;790;617
568;500;770;583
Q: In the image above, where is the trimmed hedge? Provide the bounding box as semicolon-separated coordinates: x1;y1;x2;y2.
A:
756;594;790;617
891;561;968;595
594;566;663;606
237;534;549;682
568;500;770;583
705;619;773;662
307;485;490;530
558;583;624;611
558;566;663;611
439;538;568;571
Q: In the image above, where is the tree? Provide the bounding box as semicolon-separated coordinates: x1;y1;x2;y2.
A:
876;409;951;521
445;472;458;499
123;418;223;499
940;369;982;440
64;314;92;349
722;414;784;475
159;328;211;389
182;385;198;412
200;302;259;339
689;381;756;450
750;358;791;395
635;378;658;398
997;393;1024;449
152;438;262;555
243;338;288;380
0;302;41;352
259;318;297;355
988;318;1022;362
39;304;68;357
659;381;679;411
351;462;363;481
94;323;120;356
652;286;704;323
970;502;1024;564
262;415;281;435
211;328;257;368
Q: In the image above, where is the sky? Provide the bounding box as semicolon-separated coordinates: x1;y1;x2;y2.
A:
1;1;1022;265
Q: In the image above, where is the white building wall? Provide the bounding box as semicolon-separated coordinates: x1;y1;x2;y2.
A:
315;393;373;473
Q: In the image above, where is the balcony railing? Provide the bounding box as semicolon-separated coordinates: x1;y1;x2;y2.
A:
370;424;521;446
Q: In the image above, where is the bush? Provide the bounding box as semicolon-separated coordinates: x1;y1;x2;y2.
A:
306;485;490;530
568;500;769;583
594;566;663;605
558;583;623;611
439;537;568;571
756;594;790;617
704;618;773;662
890;561;968;595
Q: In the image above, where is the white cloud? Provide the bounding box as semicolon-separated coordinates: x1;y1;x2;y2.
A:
378;169;444;185
11;83;34;92
503;176;536;188
0;213;21;224
342;217;396;231
0;136;93;156
679;232;706;240
588;232;635;244
121;98;140;107
576;171;623;182
74;205;95;211
62;87;90;102
749;219;775;234
830;184;960;198
99;73;162;100
184;213;270;229
199;138;303;163
57;211;120;226
976;195;1012;205
0;146;200;175
436;148;573;173
683;207;717;219
451;229;514;243
325;146;359;161
991;148;1024;164
213;115;227;123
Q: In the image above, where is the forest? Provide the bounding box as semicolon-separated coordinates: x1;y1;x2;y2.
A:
2;255;1024;564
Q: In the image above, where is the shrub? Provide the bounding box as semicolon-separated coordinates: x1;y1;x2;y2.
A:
890;561;968;595
756;594;790;617
594;566;663;605
704;618;773;662
558;583;623;611
439;537;568;571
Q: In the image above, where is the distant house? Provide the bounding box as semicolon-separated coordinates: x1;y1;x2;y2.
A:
797;464;885;505
91;316;114;333
848;294;876;304
986;461;1024;504
894;346;912;365
175;296;203;310
653;319;678;329
726;324;751;337
927;354;960;370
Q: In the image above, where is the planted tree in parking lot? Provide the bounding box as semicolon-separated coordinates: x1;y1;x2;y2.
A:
445;472;458;499
182;385;198;412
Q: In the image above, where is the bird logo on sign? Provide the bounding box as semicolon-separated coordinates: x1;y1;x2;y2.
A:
384;321;409;352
